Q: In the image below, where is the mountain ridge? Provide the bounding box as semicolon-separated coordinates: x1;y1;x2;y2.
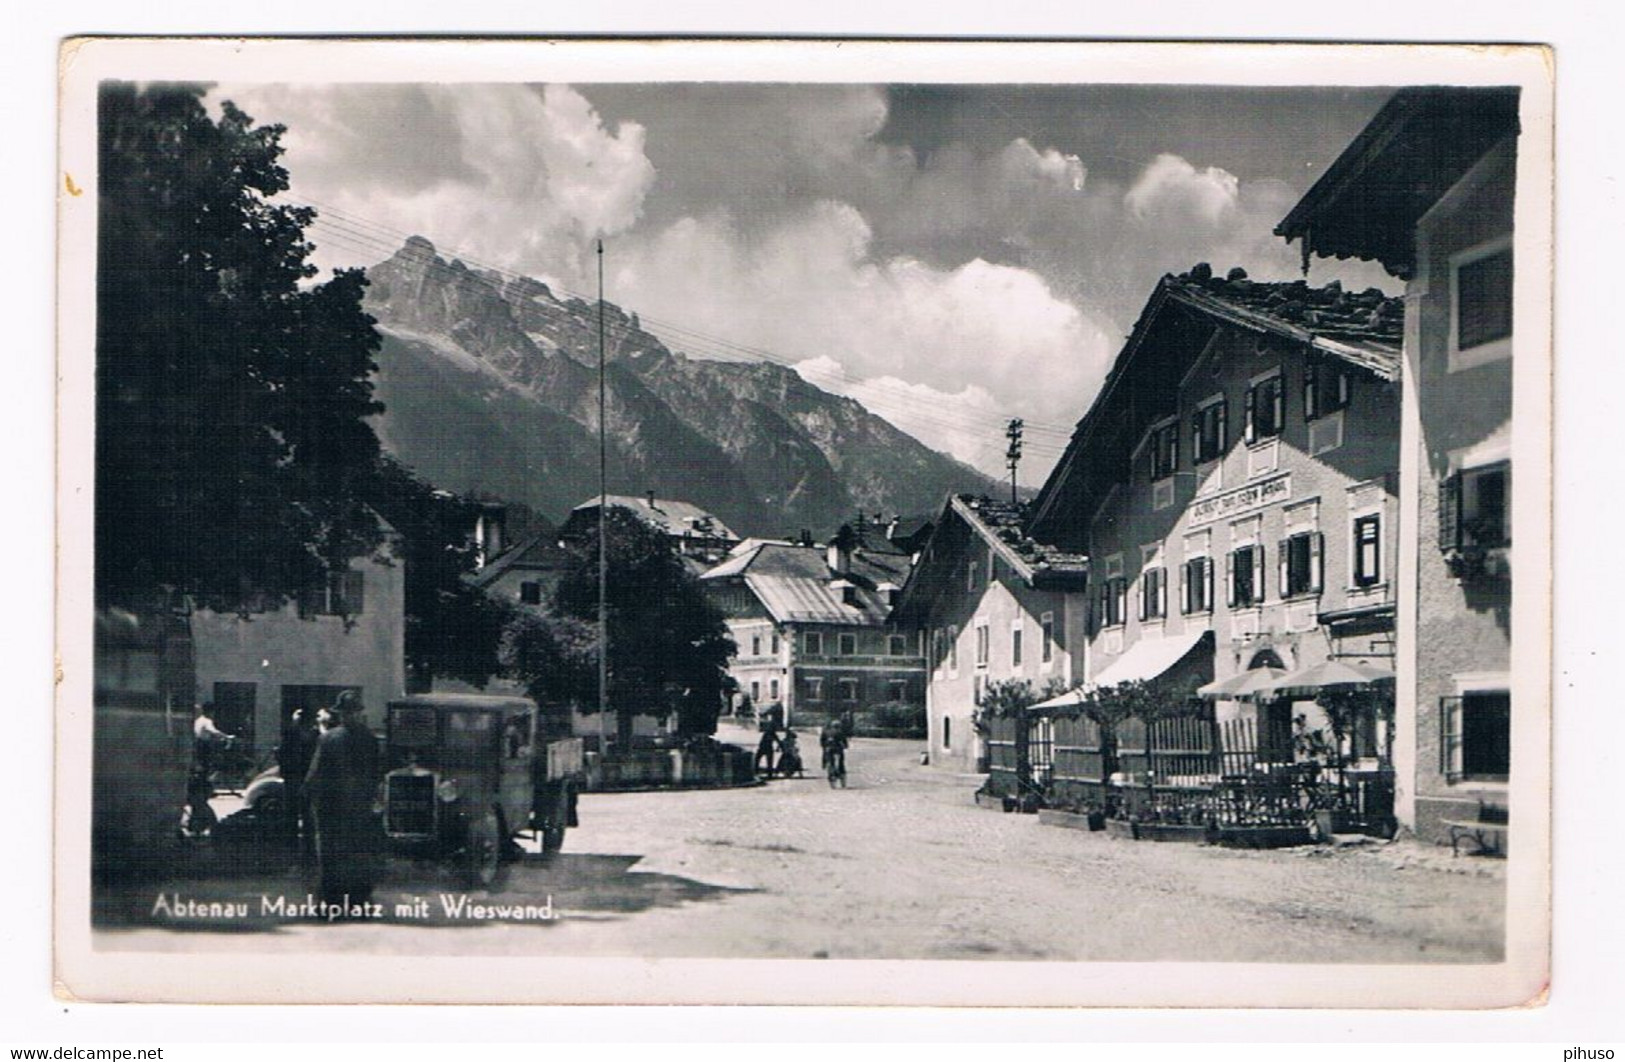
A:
362;237;1002;538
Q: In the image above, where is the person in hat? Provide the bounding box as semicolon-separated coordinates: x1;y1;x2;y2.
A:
304;691;382;906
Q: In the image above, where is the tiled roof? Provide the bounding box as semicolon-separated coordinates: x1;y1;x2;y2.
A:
951;495;1090;586
1165;266;1403;379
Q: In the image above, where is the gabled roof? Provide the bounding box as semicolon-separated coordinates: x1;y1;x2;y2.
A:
1275;87;1521;279
700;541;897;627
468;530;572;590
892;494;1089;623
567;495;738;542
1029;268;1404;543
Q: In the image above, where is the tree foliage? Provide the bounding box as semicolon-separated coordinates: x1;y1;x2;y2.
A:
365;457;518;687
96;82;385;605
506;508;736;742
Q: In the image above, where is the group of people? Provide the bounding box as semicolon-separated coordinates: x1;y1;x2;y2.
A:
751;703;850;782
185;691;384;908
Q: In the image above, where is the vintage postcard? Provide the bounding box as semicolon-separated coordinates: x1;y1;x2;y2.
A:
55;37;1553;1006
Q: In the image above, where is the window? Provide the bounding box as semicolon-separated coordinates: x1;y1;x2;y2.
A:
1303;358;1352;421
771;632;780;655
804;631;824;656
888;633;909;657
1244;373;1285;444
1097;576;1128;629
750;681;760;703
942;716;952;750
839;679;860;703
519;581;542;605
1227;546;1265;607
1180;556;1215;615
301;569;364;617
804;676;823;702
948;626;959;671
889;680;909;701
751;634;762;656
1040;612;1055;664
1138;566;1167;621
1011;624;1023;667
1278;532;1325;598
837;632;857;656
1455;244;1513;352
974;623;990;667
1149;420;1180;481
1440;462;1511;551
769;679;780;702
967;560;979;593
1441;690;1511;782
1191;398;1228;464
1353;514;1382;587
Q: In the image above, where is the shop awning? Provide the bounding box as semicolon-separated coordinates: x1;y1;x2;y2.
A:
1090;628;1211;690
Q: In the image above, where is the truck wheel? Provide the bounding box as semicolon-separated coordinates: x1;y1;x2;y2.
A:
461;808;504;889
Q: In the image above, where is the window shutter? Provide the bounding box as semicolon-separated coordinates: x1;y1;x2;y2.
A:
1190;412;1203;463
1158;568;1167;618
1439;696;1464;781
1217;401;1228;453
1204;557;1215;613
1137;576;1147;622
1179;561;1190;615
343;571;365;615
1226;551;1238;607
1336;369;1352;409
1271;379;1285;433
1310;533;1324;593
1303;362;1319;421
1438;475;1461;551
1115;580;1126;626
1244;387;1257;444
1252;545;1265;605
1277;538;1289;598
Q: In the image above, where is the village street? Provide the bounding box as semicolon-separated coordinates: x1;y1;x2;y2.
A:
98;726;1505;964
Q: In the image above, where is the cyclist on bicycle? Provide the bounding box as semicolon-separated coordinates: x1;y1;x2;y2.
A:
819;720;848;786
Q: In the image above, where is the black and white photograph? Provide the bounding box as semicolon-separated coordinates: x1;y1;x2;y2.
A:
54;38;1553;1007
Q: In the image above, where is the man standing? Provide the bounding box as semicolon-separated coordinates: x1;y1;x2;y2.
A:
276;707;319;860
304;691;382;907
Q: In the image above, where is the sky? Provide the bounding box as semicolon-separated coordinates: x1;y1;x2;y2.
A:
208;81;1402;483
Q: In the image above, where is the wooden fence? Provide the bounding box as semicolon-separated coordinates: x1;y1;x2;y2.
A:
1035;708;1393;830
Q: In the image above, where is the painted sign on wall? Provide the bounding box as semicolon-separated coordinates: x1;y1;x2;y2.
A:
1188;473;1292;528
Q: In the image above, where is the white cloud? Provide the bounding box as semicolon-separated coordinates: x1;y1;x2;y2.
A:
210;83;655;287
615;202;1112;481
1124;153;1241;227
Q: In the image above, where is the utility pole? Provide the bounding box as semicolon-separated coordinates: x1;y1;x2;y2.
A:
597;239;609;757
1005;418;1024;506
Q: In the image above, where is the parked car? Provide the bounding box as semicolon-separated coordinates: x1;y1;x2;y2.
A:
381;693;583;887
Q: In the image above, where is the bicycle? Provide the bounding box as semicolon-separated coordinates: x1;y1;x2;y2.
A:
824;747;847;788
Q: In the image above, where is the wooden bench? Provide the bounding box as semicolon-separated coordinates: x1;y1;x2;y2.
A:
1442;803;1509;857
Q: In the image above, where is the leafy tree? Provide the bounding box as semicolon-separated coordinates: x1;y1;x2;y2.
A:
96;82;385;606
366;458;518;688
510;508;735;745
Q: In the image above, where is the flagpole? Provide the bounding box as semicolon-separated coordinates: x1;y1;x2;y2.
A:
597;239;609;756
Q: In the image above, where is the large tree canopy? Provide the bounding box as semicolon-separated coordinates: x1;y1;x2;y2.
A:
507;508;736;743
97;82;385;605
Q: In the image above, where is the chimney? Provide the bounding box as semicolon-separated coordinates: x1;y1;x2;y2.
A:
827;540;849;575
644;490;657;509
886;516;900;541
